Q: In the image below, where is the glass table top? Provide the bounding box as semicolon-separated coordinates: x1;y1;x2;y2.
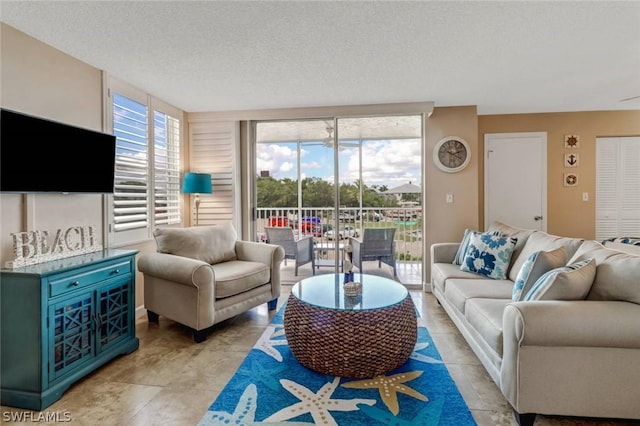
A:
291;273;408;311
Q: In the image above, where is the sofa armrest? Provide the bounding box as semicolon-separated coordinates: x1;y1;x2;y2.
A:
503;300;640;349
138;252;213;288
500;300;640;414
430;242;460;264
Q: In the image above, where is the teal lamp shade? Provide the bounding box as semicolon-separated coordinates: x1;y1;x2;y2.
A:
182;172;212;194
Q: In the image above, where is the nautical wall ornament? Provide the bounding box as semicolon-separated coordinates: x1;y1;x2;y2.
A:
6;225;102;268
564;153;579;167
564;173;579;187
564;134;580;148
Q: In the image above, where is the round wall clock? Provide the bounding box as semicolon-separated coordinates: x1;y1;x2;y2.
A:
433;137;471;173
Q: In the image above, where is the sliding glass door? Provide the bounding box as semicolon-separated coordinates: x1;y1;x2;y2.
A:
254;114;423;284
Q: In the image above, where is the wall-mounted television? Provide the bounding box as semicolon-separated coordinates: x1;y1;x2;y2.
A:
1;108;117;194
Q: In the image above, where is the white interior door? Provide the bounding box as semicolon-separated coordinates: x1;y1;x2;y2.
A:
484;132;547;230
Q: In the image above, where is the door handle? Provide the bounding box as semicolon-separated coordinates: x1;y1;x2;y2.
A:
534;216;543;221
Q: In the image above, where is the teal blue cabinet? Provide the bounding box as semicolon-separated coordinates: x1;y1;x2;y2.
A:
1;249;139;410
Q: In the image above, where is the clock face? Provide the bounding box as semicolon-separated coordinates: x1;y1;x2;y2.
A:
433;137;470;172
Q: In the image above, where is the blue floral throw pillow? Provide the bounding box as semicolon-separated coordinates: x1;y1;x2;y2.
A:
460;232;518;280
453;229;501;265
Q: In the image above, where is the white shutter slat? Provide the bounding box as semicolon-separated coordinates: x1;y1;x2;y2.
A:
596;137;640;240
154;112;181;225
188;122;238;227
113;93;149;233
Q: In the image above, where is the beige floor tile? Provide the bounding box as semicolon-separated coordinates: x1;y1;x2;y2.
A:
2;287;637;425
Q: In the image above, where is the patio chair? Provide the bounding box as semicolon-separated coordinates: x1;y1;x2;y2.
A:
349;228;397;277
265;227;315;276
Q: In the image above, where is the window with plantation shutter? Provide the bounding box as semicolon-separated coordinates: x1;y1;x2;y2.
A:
596;137;640;241
187;121;239;227
112;93;149;233
153;112;181;226
107;77;182;246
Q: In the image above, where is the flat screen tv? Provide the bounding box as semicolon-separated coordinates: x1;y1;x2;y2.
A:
1;108;117;194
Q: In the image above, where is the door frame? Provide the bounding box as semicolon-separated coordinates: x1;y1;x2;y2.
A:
483;132;547;231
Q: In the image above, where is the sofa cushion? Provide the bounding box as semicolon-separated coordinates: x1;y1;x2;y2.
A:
508;231;584;281
461;232;517;280
570;240;640;304
212;260;270;298
512;247;567;301
154;223;237;265
604;240;640;256
524;258;596;301
444;278;513;314
487;221;535;274
465;298;512;357
431;262;487;294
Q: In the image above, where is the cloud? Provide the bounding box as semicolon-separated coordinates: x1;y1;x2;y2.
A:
257;139;421;186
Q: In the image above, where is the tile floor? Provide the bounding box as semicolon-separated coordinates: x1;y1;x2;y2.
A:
1;285;637;425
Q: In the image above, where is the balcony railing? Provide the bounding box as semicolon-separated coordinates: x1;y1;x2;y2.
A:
256;207;423;263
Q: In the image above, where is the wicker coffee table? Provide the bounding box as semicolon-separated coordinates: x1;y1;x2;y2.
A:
284;273;417;378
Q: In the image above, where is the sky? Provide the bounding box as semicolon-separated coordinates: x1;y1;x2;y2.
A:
256;139;422;189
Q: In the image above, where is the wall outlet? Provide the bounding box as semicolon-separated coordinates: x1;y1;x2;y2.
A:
446;193;454;203
582;192;589;201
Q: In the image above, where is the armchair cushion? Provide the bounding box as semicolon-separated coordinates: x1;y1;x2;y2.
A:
212;260;270;298
154;223;237;264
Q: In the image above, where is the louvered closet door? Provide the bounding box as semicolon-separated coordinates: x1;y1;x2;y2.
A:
188;121;240;227
596;137;640;240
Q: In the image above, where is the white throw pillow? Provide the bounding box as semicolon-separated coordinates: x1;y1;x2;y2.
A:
512;247;567;301
524;258;596;301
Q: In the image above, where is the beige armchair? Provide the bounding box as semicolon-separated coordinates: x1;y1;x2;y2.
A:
137;223;285;342
264;227;315;276
349;228;397;277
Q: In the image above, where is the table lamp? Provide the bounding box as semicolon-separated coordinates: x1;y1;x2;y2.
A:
182;172;212;225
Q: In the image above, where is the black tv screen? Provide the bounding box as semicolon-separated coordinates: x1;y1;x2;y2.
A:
1;108;116;193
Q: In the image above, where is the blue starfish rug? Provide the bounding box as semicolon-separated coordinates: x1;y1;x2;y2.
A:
198;305;477;425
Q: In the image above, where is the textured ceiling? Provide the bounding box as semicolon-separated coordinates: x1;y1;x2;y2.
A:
1;1;639;115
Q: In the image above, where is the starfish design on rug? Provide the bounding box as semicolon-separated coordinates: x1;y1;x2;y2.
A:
410;340;444;364
358;395;445;425
199;383;314;426
263;377;376;425
198;383;258;425
342;371;428;415
253;325;288;362
236;359;289;391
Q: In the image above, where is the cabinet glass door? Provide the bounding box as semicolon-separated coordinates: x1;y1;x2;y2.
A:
97;278;132;353
49;292;95;380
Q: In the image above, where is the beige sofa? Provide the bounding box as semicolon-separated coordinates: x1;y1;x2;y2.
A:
138;223;285;342
430;222;640;425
